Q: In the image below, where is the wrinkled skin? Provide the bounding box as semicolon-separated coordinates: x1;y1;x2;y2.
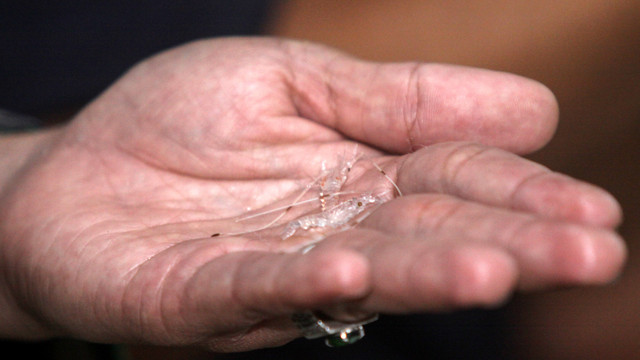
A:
0;38;625;352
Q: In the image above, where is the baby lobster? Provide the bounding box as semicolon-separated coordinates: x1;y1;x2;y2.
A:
281;193;382;239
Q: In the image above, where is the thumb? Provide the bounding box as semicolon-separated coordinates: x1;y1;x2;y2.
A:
284;41;558;154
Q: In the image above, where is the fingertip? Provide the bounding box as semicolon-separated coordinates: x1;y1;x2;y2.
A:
580;190;624;229
516;223;627;289
485;72;559;154
565;230;627;285
291;249;372;305
513;173;624;228
445;247;519;308
315;249;373;299
566;188;624;229
518;79;559;153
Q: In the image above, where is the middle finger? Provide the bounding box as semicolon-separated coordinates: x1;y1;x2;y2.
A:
359;193;626;289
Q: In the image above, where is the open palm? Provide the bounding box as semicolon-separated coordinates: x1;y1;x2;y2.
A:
0;38;625;351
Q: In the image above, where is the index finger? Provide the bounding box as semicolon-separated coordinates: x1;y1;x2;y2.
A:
395;142;622;227
285;41;558;154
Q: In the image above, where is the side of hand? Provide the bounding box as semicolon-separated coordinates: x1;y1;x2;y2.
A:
0;37;625;351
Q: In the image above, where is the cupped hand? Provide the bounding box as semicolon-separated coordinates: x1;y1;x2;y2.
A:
0;37;625;351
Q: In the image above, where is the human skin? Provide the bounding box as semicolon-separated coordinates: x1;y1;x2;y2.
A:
0;37;626;352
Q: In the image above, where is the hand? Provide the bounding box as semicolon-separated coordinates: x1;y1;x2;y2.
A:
0;37;624;351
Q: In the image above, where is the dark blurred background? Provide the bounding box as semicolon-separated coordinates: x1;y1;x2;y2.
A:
1;1;271;117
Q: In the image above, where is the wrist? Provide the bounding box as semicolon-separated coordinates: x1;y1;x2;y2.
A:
0;127;62;340
0;128;62;191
